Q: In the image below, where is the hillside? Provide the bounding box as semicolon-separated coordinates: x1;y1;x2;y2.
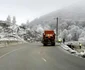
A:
25;1;85;42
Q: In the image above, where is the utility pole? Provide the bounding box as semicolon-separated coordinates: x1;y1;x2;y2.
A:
54;17;58;42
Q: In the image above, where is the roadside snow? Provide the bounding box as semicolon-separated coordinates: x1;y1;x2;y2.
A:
76;50;85;57
61;43;77;53
61;43;85;58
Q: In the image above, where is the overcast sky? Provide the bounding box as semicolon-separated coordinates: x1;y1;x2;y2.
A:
0;0;81;25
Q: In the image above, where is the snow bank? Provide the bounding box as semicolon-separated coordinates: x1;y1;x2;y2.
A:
61;43;77;53
76;50;85;57
61;43;85;58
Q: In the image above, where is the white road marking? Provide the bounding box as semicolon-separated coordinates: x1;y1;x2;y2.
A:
42;57;47;62
0;47;25;59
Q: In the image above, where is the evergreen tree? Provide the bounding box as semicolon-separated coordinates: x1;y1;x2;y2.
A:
26;20;29;24
12;16;16;24
6;15;11;24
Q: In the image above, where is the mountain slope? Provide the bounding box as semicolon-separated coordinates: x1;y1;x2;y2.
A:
29;0;85;27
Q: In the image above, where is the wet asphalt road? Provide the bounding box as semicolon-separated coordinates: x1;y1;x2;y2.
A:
0;42;85;70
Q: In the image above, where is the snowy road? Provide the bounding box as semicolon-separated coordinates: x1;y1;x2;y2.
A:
0;43;85;70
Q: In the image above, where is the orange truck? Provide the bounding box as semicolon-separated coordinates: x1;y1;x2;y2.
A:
42;30;55;46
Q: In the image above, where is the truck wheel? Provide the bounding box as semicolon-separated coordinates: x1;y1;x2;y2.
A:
52;43;55;46
43;44;47;46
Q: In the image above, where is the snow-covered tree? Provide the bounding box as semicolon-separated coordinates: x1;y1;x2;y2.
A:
20;23;27;30
59;29;68;41
59;22;68;30
67;34;72;41
26;20;29;25
12;16;16;24
6;15;11;25
69;25;80;41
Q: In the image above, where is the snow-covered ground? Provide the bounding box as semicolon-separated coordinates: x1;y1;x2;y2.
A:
61;43;77;53
61;42;85;58
0;20;27;48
